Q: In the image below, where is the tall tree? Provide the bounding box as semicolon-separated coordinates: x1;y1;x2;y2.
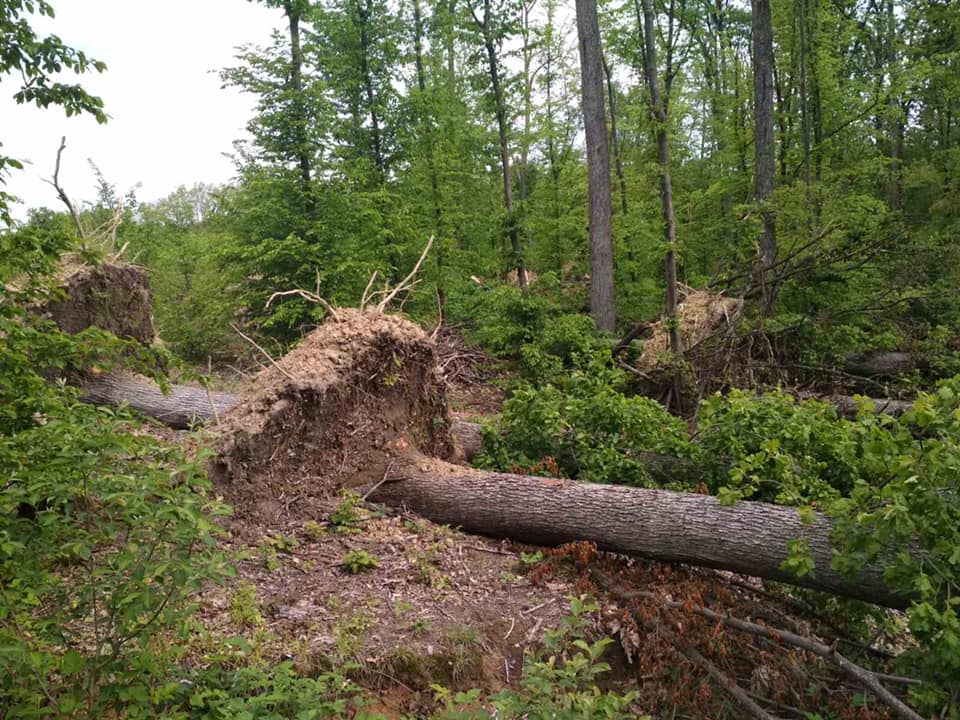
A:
469;0;526;285
640;0;681;355
752;0;777;310
576;0;617;331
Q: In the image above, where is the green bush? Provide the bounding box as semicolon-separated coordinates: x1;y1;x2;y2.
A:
0;233;232;717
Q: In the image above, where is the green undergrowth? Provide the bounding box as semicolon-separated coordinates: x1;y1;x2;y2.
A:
473;310;960;715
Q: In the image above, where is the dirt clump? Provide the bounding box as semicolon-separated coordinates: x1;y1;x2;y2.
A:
210;309;454;523
42;262;155;344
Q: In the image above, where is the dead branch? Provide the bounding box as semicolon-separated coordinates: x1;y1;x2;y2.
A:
376;235;434;312
678;643;779;720
265;269;341;322
43;136;85;242
230;324;295;381
592;570;924;720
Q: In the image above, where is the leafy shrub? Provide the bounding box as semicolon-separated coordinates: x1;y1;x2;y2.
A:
696;390;863;504
0;235;232;717
435;598;641;719
341;550;380;574
479;375;692;487
163;661;379;719
462;283;561;357
828;380;960;714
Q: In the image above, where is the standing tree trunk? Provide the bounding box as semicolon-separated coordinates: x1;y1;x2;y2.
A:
576;0;617;332
285;0;314;215
640;0;681;357
357;0;386;185
413;0;446;309
752;0;778;311
603;55;629;216
474;0;526;287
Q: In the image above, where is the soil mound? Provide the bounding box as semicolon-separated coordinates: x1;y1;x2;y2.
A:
637;288;741;372
210;309;453;521
44;262;154;344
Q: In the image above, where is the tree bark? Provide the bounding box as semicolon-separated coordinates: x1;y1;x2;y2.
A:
640;0;682;410
842;351;914;378
369;457;909;609
576;0;617;332
474;0;525;287
752;0;777;311
602;55;629;216
357;0;386;185
284;0;314;213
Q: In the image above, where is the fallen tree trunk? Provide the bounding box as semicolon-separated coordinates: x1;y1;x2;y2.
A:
80;372;487;461
830;394;913;418
369;457;909;610
843;351;914;378
81;373;240;429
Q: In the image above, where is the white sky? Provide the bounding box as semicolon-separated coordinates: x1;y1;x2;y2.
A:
2;0;283;220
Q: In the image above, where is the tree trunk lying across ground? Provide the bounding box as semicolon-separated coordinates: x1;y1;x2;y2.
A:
80;372;484;458
79;371;911;608
842;351;914;378
371;457;909;610
81;373;239;429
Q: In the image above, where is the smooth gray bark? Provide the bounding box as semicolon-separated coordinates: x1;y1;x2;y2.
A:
576;0;617;332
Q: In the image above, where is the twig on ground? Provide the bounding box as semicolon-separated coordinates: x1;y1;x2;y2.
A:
678;643;779;720
361;462;395;501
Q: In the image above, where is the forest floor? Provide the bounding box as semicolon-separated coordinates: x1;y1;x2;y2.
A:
176;330;903;720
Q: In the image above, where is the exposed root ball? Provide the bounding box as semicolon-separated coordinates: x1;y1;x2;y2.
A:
637;288;741;371
210;309;453;521
43;263;154;344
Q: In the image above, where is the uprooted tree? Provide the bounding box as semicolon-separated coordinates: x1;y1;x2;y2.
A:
60;272;910;609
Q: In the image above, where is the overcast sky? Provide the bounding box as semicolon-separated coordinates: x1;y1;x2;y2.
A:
3;0;283;220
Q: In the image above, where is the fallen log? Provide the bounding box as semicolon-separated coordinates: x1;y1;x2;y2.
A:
79;372;486;461
81;373;239;428
369;457;909;610
830;394;913;418
76;310;910;609
843;351;914;378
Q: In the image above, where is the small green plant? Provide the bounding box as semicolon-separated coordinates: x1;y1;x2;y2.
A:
432;598;642;719
341;549;379;574
519;550;544;567
329;490;364;533
266;532;301;552
333;610;375;660
257;542;282;572
393;599;415;618
230;583;264;628
302;520;326;541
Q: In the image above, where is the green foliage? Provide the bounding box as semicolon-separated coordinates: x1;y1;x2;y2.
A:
0;238;232;717
478;323;692;486
827;381;960;713
164;661;381;720
1;0;107;224
697;390;862;504
341;550;380;574
230;583;264;629
434;598;641;720
329;490;364;533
